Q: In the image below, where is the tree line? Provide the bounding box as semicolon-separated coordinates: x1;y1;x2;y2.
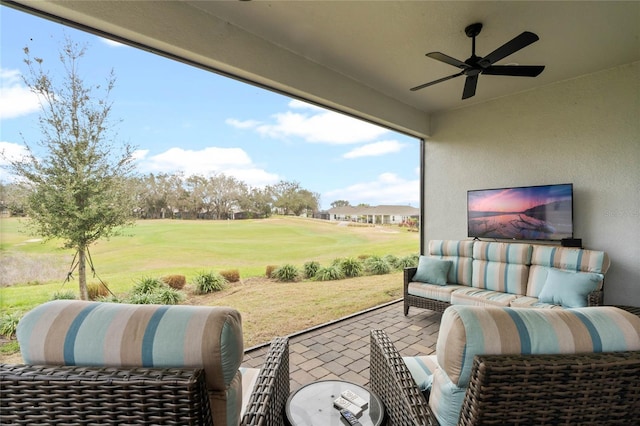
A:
1;175;321;220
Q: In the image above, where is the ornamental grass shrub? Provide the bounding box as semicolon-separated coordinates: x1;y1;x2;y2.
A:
193;271;227;294
0;311;21;339
384;254;400;269
397;254;419;269
314;265;344;281
340;257;363;278
220;269;240;283
272;264;300;282
156;287;185;305
51;290;76;300
127;292;160;305
364;256;392;275
162;274;187;290
87;283;110;300
132;276;164;295
265;265;278;278
128;276;184;304
303;261;320;279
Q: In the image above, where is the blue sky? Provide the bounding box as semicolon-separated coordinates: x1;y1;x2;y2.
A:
0;6;419;210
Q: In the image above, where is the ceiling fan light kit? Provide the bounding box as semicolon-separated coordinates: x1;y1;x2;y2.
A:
411;23;545;100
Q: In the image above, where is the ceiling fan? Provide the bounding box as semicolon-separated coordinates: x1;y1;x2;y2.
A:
410;23;545;100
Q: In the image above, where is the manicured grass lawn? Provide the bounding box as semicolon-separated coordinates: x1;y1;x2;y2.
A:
0;215;417;358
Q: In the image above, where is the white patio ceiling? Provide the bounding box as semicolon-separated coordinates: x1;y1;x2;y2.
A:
4;1;639;138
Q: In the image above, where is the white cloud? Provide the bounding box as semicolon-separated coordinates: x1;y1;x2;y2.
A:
0;141;31;182
131;149;149;161
226;118;261;129
0;141;29;165
135;146;279;187
252;101;388;145
323;172;419;208
343;140;406;159
288;99;324;111
0;68;40;119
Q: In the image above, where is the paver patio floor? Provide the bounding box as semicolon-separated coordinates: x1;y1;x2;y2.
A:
242;299;442;391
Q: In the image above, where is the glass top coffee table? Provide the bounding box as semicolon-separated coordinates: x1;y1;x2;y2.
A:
286;380;385;426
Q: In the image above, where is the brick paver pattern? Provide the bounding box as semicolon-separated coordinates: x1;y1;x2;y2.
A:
241;300;442;392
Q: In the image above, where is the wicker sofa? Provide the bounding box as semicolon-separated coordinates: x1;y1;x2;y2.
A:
371;305;640;425
0;300;289;425
405;240;610;315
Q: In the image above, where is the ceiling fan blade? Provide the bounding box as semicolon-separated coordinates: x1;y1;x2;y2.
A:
478;31;540;67
426;52;469;69
410;71;465;91
462;74;478;99
483;65;545;77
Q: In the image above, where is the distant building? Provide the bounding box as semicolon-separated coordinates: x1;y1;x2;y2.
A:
324;205;419;225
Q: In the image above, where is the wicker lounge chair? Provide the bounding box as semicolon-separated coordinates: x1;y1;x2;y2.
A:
0;301;290;426
370;305;640;425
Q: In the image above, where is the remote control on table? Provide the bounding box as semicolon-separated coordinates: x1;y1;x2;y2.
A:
333;397;363;416
341;389;368;408
340;409;362;426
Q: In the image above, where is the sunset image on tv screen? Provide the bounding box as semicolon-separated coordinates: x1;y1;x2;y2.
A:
467;184;573;240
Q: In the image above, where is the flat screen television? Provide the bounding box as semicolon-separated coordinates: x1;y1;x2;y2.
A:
467;183;573;241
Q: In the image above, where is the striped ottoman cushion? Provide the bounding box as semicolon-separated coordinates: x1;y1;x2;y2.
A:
436;305;640;388
430;305;640;426
17;300;244;426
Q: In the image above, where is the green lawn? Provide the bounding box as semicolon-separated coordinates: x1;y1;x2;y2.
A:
0;216;418;312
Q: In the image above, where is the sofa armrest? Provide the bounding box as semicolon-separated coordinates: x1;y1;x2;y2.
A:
370;330;438;426
0;364;213;425
241;337;289;426
404;267;418;293
588;289;604;306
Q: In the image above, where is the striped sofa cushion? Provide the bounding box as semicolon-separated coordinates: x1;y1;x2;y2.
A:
407;282;466;303
510;295;564;309
471;242;531;294
428;240;474;285
17;300;245;426
527;246;610;297
436;305;640;388
471;260;529;294
429;367;467;426
473;241;533;265
403;354;439;395
450;287;518;307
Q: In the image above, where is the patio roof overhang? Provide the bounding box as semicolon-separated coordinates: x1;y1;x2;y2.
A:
3;1;639;140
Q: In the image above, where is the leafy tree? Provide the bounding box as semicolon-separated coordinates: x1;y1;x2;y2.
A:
331;200;350;208
208;173;247;219
243;186;273;218
269;180;301;215
292;189;320;216
5;39;136;300
270;180;320;216
0;182;29;216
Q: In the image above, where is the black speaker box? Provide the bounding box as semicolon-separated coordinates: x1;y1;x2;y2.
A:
561;238;582;248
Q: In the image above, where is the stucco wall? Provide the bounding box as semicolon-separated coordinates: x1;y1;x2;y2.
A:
424;62;639;306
